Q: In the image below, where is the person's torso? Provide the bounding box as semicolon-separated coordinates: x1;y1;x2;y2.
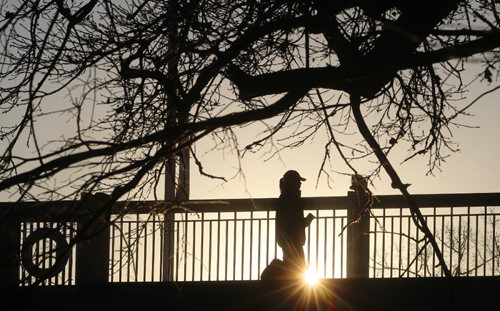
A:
276;195;305;245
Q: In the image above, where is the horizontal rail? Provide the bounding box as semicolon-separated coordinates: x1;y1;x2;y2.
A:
2;193;499;220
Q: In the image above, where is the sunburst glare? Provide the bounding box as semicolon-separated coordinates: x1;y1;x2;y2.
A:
304;267;319;286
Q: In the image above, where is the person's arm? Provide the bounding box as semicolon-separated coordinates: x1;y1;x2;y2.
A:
305;213;315;227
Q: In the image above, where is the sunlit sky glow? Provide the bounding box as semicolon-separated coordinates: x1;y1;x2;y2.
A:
1;78;498;202
190;72;500;200
0;45;498;202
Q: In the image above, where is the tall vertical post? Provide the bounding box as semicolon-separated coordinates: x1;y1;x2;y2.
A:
176;110;190;202
163;210;175;281
164;158;176;200
162;158;176;282
162;64;176;280
161;3;191;280
162;146;189;281
76;193;110;287
347;175;370;278
162;103;190;281
177;147;190;201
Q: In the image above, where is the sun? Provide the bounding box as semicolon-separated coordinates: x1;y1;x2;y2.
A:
303;268;319;286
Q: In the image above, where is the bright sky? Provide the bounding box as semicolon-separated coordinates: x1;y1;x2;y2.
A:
190;71;500;200
0;62;498;202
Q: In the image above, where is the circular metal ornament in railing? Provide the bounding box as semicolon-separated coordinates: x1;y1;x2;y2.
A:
21;227;70;279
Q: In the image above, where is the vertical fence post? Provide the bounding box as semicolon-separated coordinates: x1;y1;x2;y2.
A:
0;212;20;289
76;193;110;287
347;175;370;278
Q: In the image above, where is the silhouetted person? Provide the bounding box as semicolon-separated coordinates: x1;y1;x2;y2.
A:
275;170;314;274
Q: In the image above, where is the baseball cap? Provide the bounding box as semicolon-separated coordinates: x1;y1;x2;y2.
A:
283;170;306;182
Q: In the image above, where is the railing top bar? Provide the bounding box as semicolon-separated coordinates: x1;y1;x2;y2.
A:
372;192;500;209
161;196;354;213
164;192;500;213
0;200;81;222
1;192;498;219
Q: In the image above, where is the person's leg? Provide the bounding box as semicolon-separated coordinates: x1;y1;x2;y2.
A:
292;243;306;272
282;241;306;274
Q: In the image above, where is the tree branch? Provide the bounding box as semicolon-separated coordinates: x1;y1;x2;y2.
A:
227;31;500;100
350;93;452;278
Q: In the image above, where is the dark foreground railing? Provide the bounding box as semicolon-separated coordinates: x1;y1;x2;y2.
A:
1;191;499;287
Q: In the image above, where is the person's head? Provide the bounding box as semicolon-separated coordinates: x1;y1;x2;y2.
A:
280;170;306;194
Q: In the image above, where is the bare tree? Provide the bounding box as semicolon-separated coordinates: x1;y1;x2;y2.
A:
1;0;500;279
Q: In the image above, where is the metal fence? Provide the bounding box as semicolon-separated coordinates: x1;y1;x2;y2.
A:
370;205;500;278
3;192;500;286
109;213;165;282
105;193;500;282
166;209;347;282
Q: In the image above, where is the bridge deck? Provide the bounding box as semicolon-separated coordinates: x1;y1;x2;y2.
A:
3;276;499;310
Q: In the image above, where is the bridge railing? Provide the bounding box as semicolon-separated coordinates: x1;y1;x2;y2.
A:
1;191;499;287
